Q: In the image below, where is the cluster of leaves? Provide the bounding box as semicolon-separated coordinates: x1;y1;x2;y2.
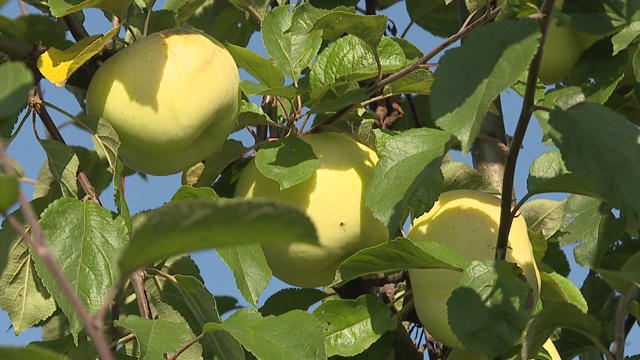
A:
1;0;640;359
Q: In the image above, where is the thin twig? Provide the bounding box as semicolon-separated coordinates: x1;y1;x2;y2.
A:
0;145;114;360
495;0;556;261
130;270;152;319
17;0;28;15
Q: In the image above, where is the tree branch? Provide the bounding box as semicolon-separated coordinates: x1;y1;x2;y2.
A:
495;0;556;261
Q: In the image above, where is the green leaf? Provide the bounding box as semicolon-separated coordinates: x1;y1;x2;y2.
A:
116;315;201;360
448;260;534;358
547;103;640;221
520;198;566;240
186;0;257;47
34;197;128;341
611;21;640;56
560;195;626;269
311;12;387;48
227;0;269;20
0;15;68;48
522;302;603;359
0;62;33;119
170;186;218;202
336;237;468;285
216;244;271;307
310;88;369;115
312;294;392;357
364;128;450;234
226;43;284;88
76;114;120;173
0;346;65;360
262;5;322;85
260;288;328;316
534;87;586;143
171;275;244;360
441;161;498;194
540;271;589;313
236;101;277;130
151;300;204;359
598;251;640;294
0;202;56;334
406;0;459;38
254;136;319;190
188;139;247;188
382;69;434;96
38;139;79;198
119;198;318;275
28;335;98;359
203;309;326;360
526;149;599;199
310;35;406;91
48;0;132;18
163;0;206;25
432;19;540;153
113;159;131;232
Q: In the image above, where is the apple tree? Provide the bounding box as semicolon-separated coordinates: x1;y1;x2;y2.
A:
0;0;639;359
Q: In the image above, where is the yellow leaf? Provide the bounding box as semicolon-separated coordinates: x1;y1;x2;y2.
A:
37;26;120;87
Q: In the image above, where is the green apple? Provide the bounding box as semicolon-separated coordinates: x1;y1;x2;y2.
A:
538;0;602;84
447;338;561;360
234;132;389;288
408;189;541;350
86;29;240;176
538;18;584;84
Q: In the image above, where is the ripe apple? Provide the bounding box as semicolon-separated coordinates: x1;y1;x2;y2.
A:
446;338;561;360
234;132;389;288
408;189;541;350
86;29;240;175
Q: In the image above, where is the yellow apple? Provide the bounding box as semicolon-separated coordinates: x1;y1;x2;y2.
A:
447;338;561;360
234;132;389;288
408;189;541;350
86;29;239;175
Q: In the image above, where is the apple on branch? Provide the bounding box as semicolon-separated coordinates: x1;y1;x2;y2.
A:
408;189;541;350
234;132;389;288
86;29;240;176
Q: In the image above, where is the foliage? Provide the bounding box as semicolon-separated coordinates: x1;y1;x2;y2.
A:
0;0;639;359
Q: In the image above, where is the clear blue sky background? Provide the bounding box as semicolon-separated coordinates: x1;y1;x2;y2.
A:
1;0;638;357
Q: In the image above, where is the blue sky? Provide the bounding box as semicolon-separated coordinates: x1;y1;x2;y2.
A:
1;0;637;357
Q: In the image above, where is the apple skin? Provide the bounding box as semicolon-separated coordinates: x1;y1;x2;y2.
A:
446;339;561;360
538;18;584;85
234;132;389;288
86;29;240;176
537;0;602;84
408;189;541;350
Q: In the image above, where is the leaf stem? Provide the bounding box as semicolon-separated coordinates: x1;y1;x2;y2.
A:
495;0;556;261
